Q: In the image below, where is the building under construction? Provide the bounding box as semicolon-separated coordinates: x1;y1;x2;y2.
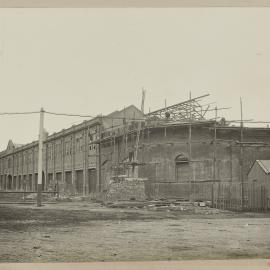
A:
1;94;270;206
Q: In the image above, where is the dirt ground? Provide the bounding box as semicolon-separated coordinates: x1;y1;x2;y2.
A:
0;201;270;262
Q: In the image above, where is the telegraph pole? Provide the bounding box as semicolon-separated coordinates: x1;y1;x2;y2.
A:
188;92;192;201
240;97;244;210
212;106;218;208
37;107;44;207
134;88;145;162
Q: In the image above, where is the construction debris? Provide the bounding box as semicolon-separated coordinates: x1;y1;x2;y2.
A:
104;198;228;214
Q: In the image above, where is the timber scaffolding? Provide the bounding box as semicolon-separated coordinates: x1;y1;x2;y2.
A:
97;93;238;171
98;93;228;175
97;93;270;210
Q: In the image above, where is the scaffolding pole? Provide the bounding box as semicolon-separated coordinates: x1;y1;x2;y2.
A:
212;106;218;207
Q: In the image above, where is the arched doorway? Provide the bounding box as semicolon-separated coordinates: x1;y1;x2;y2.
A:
7;175;12;190
175;154;189;182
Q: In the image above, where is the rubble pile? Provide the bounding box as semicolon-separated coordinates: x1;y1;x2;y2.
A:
105;198;227;214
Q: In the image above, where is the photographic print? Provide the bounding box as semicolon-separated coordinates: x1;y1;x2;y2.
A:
0;3;269;266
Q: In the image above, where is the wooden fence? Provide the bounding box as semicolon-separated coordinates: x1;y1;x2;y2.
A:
145;180;269;212
213;182;269;212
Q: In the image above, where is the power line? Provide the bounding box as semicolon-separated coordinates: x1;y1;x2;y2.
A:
45;111;150;121
45;111;96;118
0;111;39;115
1;110;270;126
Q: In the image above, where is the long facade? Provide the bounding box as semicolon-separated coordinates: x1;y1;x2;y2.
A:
1;104;270;200
0;105;144;195
0;117;101;195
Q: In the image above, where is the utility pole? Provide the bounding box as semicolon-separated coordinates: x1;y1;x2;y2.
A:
123;106;127;158
240;97;244;210
37;107;44;207
134;88;146;162
188;92;192;201
164;99;167;137
141;88;146;114
98;117;102;192
213;106;218;208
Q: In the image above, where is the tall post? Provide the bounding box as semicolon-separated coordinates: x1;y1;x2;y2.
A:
112;119;115;168
240;97;244;210
83;122;87;196
98;120;102;192
213;106;218;208
164;98;167;137
134;88;146;162
188;92;192;201
37;107;44;207
123;106;127;157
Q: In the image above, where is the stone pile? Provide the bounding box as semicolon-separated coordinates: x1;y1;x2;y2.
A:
106;178;147;201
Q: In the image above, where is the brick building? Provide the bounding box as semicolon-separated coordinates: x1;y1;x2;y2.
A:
1;102;270;200
0;105;143;196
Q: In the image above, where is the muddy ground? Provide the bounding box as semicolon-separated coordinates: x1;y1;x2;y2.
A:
0;201;270;262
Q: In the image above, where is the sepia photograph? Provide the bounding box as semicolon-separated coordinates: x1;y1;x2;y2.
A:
0;3;270;268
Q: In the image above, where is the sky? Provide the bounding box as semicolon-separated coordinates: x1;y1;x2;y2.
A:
0;8;270;150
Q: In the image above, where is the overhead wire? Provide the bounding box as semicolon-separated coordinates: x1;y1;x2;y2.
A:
0;111;40;115
0;107;269;125
45;111;96;118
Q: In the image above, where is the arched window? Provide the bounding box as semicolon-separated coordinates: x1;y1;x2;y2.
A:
175;154;189;182
175;154;189;164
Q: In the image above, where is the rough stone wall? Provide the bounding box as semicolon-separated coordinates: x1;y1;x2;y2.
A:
105;178;146;201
